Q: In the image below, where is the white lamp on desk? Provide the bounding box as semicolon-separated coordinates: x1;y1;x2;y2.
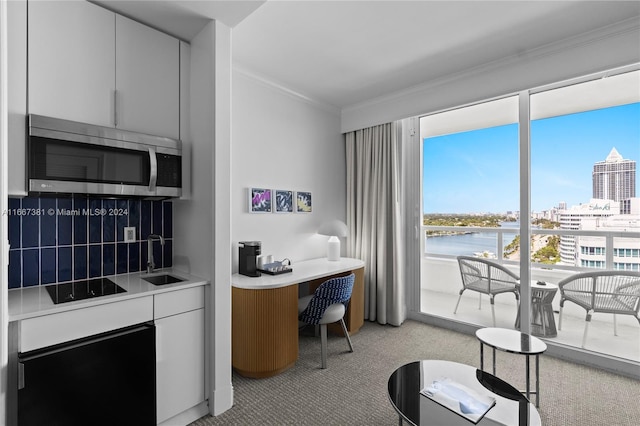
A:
318;220;348;261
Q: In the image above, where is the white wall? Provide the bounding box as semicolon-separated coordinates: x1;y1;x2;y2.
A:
172;32;213;283
341;18;640;133
172;19;233;416
231;70;344;270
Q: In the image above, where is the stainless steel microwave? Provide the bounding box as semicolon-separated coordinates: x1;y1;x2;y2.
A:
27;114;182;198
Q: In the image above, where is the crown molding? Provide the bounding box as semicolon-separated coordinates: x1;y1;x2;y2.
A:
232;63;341;116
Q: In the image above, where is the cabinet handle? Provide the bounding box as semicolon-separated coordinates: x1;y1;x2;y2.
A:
114;89;118;127
18;362;25;390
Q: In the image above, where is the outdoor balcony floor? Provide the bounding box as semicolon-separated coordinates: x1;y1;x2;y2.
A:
421;288;640;362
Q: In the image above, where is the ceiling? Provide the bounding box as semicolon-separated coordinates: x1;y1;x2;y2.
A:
94;1;640;110
92;0;266;39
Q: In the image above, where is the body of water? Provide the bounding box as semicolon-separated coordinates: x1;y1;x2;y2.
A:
425;222;520;257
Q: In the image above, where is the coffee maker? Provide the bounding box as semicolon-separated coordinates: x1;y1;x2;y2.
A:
238;241;261;277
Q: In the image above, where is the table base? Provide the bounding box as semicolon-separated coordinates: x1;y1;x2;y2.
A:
480;342;541;407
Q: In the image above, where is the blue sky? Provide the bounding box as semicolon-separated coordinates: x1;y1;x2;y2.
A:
423;102;640;214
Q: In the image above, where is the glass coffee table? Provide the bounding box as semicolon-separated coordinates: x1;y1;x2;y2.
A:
476;327;547;407
387;360;541;425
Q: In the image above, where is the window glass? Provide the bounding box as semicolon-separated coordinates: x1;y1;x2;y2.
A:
531;71;639;271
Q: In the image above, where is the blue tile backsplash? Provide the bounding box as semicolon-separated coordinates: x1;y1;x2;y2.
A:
7;197;173;289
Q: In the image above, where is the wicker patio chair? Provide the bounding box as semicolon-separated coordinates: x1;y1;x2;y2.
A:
558;270;640;348
454;256;520;327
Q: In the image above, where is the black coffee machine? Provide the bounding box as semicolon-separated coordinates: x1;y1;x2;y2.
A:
239;241;261;277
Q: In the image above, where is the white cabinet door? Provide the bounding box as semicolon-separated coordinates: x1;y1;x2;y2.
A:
156;309;205;423
115;15;179;139
28;0;115;127
8;0;28;196
179;41;192;199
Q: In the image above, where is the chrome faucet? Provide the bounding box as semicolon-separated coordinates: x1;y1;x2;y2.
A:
147;234;165;273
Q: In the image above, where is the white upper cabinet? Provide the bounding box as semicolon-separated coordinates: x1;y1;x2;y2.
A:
115;15;179;139
28;0;180;139
28;0;115;128
8;0;28;196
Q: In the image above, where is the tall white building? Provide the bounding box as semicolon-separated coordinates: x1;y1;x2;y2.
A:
592;147;636;202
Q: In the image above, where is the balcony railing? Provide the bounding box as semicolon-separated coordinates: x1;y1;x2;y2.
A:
420;229;640;363
423;225;640;271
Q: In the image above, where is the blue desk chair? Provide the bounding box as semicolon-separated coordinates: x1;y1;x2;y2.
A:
298;273;355;369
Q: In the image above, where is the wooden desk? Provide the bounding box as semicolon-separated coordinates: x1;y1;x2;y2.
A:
231;258;365;378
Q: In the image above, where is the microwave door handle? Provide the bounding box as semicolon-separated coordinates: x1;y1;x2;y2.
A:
148;147;157;193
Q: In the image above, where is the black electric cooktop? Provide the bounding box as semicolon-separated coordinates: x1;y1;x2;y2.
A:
45;278;126;304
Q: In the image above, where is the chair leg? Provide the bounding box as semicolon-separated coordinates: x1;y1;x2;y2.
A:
558;306;563;330
582;311;593;349
582;321;590;349
453;291;464;314
340;318;354;353
490;297;496;327
320;324;328;369
478;293;482;310
614;314;618;336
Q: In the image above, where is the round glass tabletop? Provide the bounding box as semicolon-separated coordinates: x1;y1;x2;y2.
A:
387;360;541;426
476;327;547;355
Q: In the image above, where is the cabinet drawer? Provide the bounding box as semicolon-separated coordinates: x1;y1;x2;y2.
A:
154;286;205;319
20;296;153;352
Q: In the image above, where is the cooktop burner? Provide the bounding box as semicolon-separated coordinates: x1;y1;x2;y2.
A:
45;278;126;304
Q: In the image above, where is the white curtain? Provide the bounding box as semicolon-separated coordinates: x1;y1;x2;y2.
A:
345;122;406;326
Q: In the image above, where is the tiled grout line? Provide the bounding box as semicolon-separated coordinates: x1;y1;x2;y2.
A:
8;197;173;289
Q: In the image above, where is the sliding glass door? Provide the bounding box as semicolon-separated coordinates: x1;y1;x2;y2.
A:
420;96;520;328
418;67;640;363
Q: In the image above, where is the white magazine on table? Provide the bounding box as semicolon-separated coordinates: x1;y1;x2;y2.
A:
420;377;497;424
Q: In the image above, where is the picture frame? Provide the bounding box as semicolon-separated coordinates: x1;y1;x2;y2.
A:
296;191;312;213
274;189;294;213
249;188;272;213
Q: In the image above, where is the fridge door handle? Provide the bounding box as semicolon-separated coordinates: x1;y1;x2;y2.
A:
18;362;25;390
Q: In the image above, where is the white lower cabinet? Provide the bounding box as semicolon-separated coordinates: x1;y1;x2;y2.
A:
154;287;206;424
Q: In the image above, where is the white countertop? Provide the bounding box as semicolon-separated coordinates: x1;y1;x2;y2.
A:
8;268;209;321
232;257;365;290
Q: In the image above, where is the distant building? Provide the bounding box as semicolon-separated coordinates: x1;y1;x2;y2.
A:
505;211;519;220
592;147;636;202
558;199;618;266
558;198;640;270
620;197;640;215
579;214;640;271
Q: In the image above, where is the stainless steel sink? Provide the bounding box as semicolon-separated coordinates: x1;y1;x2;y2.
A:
142;274;185;286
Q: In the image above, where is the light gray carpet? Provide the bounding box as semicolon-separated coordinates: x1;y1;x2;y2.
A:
190;320;640;425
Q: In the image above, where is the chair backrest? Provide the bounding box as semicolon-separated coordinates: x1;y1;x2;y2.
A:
558;270;640;314
457;255;519;291
299;273;355;325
